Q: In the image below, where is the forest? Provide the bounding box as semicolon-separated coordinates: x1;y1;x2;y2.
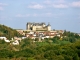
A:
0;33;80;60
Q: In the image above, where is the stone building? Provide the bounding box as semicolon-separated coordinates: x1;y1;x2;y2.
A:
26;22;51;31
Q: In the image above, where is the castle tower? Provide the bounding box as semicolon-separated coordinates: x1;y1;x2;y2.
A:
42;23;46;27
47;23;51;31
27;22;30;30
32;24;36;31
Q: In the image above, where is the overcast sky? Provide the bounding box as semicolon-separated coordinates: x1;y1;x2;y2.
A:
0;0;80;33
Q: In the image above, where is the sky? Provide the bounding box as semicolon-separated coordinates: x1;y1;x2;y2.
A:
0;0;80;33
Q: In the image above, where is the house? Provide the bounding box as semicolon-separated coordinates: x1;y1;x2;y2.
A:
45;36;49;38
4;39;10;42
14;37;21;41
0;37;7;40
12;40;19;45
0;37;10;42
41;37;45;40
22;37;27;39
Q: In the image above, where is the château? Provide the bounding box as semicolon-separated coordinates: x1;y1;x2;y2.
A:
26;22;51;31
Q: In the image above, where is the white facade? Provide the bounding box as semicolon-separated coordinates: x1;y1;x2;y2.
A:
0;37;7;40
4;39;10;42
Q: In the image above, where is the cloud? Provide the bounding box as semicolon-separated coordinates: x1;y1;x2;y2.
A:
43;0;68;8
0;3;8;6
0;3;8;11
28;4;44;9
15;12;65;18
33;13;38;17
16;13;53;18
16;14;30;17
71;1;80;7
44;0;65;4
16;14;38;17
44;0;51;4
53;4;68;8
55;0;65;3
0;7;3;10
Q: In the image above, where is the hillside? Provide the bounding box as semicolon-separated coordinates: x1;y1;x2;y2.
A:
0;37;80;60
0;24;80;60
0;24;23;39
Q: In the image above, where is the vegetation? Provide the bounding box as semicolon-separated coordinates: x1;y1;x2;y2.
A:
0;24;23;39
0;38;80;60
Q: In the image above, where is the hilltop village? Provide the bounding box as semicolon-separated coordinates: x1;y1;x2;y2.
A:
0;22;80;45
1;22;80;46
0;22;64;45
17;22;63;40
